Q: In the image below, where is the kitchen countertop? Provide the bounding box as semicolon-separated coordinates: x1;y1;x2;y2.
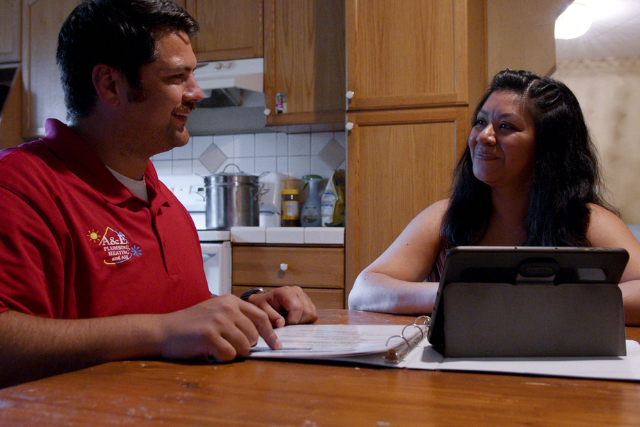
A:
196;227;344;244
231;226;344;245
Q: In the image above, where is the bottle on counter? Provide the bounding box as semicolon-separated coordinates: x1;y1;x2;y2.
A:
281;189;300;227
300;174;323;227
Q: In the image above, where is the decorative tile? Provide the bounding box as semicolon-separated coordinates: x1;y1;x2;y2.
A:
199;142;228;173
213;135;234;157
192;136;214;158
311;132;334;155
311;155;335;180
318;138;346;171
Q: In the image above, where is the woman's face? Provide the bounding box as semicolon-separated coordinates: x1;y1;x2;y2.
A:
468;90;537;191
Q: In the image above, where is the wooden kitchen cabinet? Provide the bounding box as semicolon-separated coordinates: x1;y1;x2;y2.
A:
346;0;486;112
0;0;21;64
345;107;469;292
344;0;487;297
232;245;345;309
263;0;345;126
21;0;79;139
184;0;263;62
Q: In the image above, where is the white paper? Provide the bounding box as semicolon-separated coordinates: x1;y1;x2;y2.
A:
250;324;423;359
248;324;640;381
403;339;640;382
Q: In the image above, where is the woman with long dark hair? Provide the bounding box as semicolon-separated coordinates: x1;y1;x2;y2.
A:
348;69;640;325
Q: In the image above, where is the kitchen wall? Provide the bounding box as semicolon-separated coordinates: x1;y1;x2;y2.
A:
151;129;346;184
553;57;640;224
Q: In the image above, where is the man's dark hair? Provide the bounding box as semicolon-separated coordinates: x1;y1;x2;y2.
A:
56;0;199;121
441;69;613;249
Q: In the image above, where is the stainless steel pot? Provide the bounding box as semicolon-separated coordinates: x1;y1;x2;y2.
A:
204;165;261;229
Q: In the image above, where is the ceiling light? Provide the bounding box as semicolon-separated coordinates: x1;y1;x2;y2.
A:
555;2;593;39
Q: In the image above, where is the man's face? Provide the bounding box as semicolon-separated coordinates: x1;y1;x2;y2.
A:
120;31;204;158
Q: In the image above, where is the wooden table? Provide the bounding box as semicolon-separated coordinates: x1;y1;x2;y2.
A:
1;310;639;426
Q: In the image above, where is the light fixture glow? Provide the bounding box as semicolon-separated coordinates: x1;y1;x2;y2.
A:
555;2;593;40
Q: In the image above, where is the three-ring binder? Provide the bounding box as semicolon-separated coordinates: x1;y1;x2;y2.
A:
384;315;431;364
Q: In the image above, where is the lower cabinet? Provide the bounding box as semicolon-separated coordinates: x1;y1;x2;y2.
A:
232;245;344;309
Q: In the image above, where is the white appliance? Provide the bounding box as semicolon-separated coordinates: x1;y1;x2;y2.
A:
199;230;232;296
258;172;283;227
161;175;233;295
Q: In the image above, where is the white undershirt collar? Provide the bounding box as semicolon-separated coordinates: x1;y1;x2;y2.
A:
106;166;149;202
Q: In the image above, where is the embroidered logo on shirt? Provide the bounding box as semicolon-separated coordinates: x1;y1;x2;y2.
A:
88;227;142;265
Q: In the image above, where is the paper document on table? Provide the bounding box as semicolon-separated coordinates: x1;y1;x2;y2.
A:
249;323;428;364
248;323;640;382
402;339;640;382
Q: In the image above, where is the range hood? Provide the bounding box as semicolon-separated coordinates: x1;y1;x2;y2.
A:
188;58;271;135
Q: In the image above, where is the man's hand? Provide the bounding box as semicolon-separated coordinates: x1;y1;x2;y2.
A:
246;286;318;328
159;294;282;362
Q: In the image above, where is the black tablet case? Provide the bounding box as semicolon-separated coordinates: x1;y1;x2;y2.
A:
427;247;629;357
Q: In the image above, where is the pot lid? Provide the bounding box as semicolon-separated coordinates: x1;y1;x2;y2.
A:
204;164;259;185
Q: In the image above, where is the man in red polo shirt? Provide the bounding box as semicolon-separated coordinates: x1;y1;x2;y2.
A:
0;0;317;388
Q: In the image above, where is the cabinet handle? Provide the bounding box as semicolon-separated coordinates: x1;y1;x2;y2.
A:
346;90;354;100
263;108;271;116
280;263;288;272
345;122;354;131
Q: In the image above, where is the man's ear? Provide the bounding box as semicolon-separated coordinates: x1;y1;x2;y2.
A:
92;64;124;106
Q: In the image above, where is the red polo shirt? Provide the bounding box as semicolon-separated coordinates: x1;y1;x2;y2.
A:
0;119;210;318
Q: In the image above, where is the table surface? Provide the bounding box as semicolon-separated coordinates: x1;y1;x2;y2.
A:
1;309;639;426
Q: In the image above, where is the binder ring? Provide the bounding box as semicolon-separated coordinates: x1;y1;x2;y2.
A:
386;334;410;349
402;323;424;340
414;315;430;328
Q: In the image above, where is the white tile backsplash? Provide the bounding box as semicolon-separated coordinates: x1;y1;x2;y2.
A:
235;134;255;157
172;159;193;175
288;156;311;178
255;156;277;173
152;130;346;183
255;133;277;156
214;135;234;157
276;132;288;156
288;134;311;156
172;143;192;160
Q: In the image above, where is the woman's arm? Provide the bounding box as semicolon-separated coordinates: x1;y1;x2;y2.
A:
348;199;448;315
587;204;640;325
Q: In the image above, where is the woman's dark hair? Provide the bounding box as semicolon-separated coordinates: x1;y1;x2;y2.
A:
441;69;612;248
56;0;199;121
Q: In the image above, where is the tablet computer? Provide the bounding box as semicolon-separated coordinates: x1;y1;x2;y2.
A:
426;246;629;357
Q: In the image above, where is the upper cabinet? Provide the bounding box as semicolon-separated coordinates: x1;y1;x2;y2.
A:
346;0;486;112
263;0;345;126
22;0;79;139
185;0;263;62
0;0;21;64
